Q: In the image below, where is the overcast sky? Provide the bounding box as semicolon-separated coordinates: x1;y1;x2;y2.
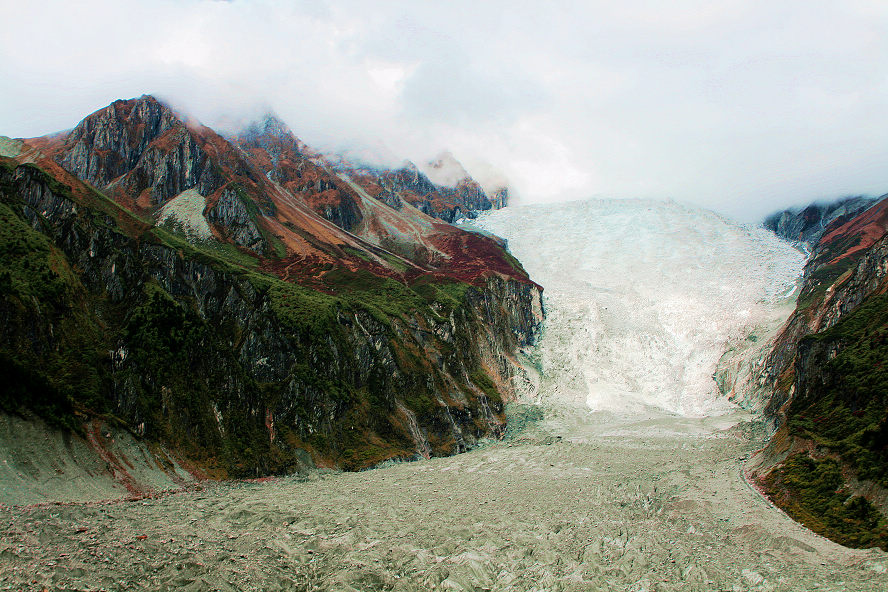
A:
2;0;887;220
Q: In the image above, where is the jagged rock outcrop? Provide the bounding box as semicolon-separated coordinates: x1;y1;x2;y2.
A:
360;163;469;223
58;96;179;187
489;187;509;209
763;195;877;249
425;152;494;214
207;185;265;253
438;179;491;215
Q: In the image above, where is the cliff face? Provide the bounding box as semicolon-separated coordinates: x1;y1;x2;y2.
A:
748;196;888;550
0;97;541;500
746;198;888;421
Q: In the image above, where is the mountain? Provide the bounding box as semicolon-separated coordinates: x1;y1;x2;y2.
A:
0;95;540;500
762;196;877;250
748;196;888;549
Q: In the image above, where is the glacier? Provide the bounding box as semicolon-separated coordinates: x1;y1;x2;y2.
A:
465;198;806;417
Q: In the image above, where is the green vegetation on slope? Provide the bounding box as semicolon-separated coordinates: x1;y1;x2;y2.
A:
0;161;511;476
764;291;888;550
788;293;888;487
0;192;108;431
764;454;888;550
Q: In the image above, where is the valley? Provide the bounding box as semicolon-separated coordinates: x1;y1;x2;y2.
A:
3;198;886;590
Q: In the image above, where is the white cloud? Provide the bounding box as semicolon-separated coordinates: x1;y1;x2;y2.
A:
1;0;887;221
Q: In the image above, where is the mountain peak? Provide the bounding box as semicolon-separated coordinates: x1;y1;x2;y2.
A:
56;94;220;206
235;112;317;161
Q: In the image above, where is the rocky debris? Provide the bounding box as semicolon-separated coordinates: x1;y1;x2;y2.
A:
0;413;199;506
1;412;884;591
157;189;213;241
0;135;23;158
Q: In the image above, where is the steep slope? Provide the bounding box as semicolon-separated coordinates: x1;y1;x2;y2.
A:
233;115;364;232
748;197;888;549
0;97;541;501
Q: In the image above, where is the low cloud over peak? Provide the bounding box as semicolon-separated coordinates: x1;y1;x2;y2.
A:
2;0;887;221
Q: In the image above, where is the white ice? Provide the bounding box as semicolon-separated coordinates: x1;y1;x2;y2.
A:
464;198;805;417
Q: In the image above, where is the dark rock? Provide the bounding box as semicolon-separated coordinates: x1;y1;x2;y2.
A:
57;95;224;204
207;186;265;254
763;196;877;249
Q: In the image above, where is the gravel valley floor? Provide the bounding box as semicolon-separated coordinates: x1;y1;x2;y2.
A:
1;408;886;592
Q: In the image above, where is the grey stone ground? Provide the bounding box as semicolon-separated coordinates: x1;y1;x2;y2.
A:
1;407;885;591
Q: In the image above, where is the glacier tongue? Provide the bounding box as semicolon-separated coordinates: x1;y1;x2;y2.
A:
465;199;805;416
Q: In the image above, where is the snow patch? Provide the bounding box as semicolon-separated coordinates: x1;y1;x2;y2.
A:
156;188;213;241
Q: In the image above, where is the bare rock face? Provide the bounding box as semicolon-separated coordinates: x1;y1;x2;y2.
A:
382;162;440;198
57;95;223;204
58;95;179;187
207;186;265;253
489;187;509;209
438;178;492;214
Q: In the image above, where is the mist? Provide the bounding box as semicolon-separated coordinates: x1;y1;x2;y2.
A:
2;0;887;221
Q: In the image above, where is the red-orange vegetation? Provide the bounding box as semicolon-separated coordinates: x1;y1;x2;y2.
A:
819;198;888;265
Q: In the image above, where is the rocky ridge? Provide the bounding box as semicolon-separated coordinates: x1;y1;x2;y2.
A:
763;196;877;250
